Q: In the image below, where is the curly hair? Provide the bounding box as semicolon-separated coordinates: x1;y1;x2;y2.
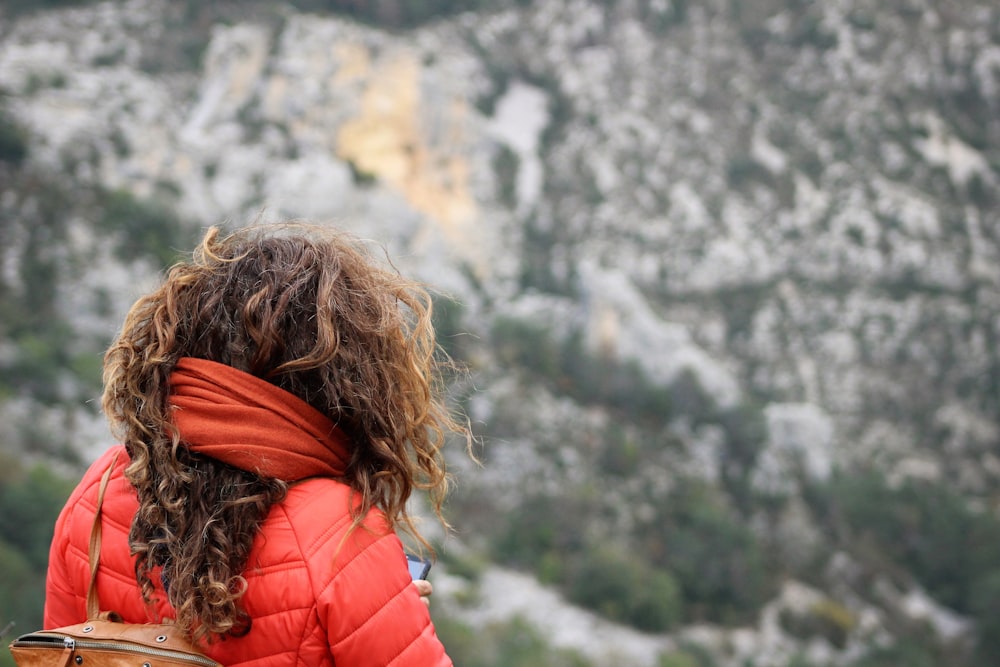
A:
101;223;466;642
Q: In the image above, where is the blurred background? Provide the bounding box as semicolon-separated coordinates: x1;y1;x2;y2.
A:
1;1;999;665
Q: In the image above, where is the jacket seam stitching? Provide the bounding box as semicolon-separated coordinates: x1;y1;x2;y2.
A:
278;502;321;663
385;623;433;667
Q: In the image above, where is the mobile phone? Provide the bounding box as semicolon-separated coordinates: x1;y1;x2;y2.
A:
406;553;432;580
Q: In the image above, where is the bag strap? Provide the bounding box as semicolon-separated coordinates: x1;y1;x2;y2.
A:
86;452;120;620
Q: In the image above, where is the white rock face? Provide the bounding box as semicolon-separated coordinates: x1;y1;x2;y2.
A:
753;403;835;493
3;2;995;481
578;260;742;407
488;80;549;216
260;152;355;221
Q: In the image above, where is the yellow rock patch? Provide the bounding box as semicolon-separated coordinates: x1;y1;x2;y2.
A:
336;51;477;238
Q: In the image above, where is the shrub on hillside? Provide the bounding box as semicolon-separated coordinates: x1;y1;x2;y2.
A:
0;108;28;165
94;189;193;267
565;544;683;632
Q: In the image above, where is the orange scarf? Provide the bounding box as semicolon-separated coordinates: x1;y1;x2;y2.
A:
168;357;350;481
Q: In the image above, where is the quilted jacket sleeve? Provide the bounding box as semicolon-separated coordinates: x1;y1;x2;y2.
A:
44;485;86;628
299;490;452;667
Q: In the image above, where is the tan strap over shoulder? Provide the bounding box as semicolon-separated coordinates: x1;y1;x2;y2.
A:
86;452;120;620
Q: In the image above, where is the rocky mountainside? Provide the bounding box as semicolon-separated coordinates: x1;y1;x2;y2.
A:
1;1;999;665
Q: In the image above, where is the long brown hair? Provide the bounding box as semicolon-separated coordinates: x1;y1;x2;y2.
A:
101;223;466;641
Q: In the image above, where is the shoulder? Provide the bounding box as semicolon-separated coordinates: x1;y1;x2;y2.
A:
265;478;393;564
242;477;408;630
55;446;132;541
67;446;129;506
259;477;410;607
270;482;445;664
280;477;363;531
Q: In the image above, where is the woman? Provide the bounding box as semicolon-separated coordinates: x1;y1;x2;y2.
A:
43;223;467;666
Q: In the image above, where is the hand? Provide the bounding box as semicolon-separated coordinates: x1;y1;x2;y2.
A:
413;579;433;607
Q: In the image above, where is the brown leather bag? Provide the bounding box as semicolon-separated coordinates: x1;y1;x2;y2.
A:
8;457;222;667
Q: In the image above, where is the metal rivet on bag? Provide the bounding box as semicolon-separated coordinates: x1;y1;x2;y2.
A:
156;635;167;643
143;663;151;667
74;657;83;665
82;626;94;633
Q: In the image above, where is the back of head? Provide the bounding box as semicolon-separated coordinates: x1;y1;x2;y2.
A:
101;223;461;641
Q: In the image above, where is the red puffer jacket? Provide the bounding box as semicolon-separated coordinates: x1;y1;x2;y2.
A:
44;446;452;667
